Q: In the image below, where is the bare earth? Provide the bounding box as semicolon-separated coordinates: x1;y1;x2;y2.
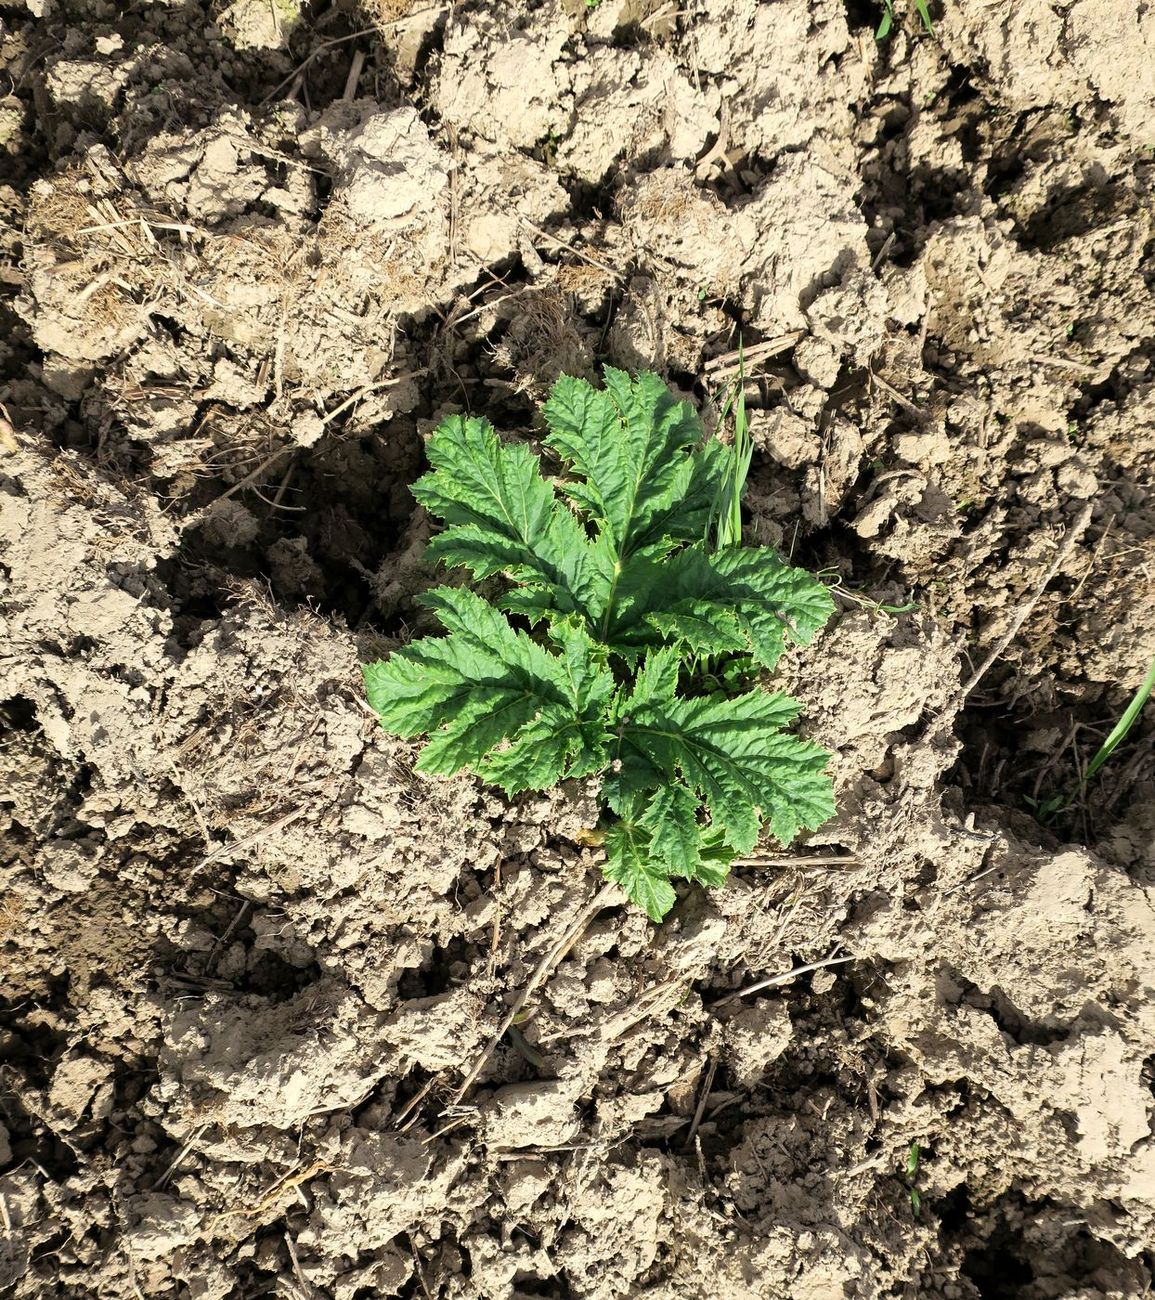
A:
2;0;1154;1296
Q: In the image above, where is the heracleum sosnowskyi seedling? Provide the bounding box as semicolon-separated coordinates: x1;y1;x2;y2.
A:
362;369;837;921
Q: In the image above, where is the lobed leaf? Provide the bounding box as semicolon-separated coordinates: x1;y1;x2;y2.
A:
543;369;708;561
605;544;836;669
412;414;604;618
362;586;614;795
608;660;834;854
603;820;678;922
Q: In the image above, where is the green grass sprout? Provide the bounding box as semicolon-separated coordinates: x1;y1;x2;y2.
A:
362;368;836;921
709;338;753;552
1027;651;1155;825
1082;653;1155;786
905;1141;923;1216
876;0;935;40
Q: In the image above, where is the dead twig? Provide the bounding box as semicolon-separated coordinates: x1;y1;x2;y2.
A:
712;954;855;1008
154;1124;208;1190
209;1160;331;1231
261;28;379;105
703;332;805;379
320;370;427;426
192;807;307;873
684;1055;718;1148
449;882;619;1104
942;501;1094;715
518;217;625;282
731;854;858;868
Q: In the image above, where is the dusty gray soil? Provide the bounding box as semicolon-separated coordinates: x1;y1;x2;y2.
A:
2;0;1154;1297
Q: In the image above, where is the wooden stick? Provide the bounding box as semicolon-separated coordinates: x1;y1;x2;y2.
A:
684;1055;718;1148
703;332;805;377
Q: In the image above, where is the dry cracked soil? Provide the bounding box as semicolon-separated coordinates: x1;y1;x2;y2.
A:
1;0;1155;1297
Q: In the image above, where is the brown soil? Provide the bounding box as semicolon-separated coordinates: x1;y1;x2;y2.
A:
2;1;1154;1297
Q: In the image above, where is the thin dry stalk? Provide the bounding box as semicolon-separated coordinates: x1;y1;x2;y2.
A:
869;370;923;418
320;370;427;425
487;860;502;981
202;445;296;511
261;29;380;104
408;1237;435;1300
342;48;366;99
703;332;805;379
712;954;855;1008
943;501;1094;716
1066;515;1114;605
518;217;625;282
154;1124;208;1190
731;854;858;868
192;807;307;873
450;882;619;1104
209;1160;331;1232
684;1055;718;1148
392;1075;441;1131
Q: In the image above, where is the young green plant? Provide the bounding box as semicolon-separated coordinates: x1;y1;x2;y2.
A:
905;1141;923;1217
876;0;934;40
362;369;837;920
708;340;753;551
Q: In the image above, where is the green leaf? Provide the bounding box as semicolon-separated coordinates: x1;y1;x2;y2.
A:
605;544;835;669
615;683;834;852
875;0;893;38
603;821;678;921
693;827;735;888
707;547;836;667
413;414;601;617
645;608;746;659
362;586;613;794
638;784;701;878
625;645;683;710
544;370;707;560
601;788;734;918
651;438;736;552
363;367;836;924
477;705;600;792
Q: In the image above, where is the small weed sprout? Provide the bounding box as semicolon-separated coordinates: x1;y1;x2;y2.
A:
1028;652;1155;824
707;338;753;552
876;0;935;40
905;1141;924;1217
363;369;836;920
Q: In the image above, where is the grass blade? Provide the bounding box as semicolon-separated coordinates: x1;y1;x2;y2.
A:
875;0;894;39
1082;653;1155;785
710;337;752;551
